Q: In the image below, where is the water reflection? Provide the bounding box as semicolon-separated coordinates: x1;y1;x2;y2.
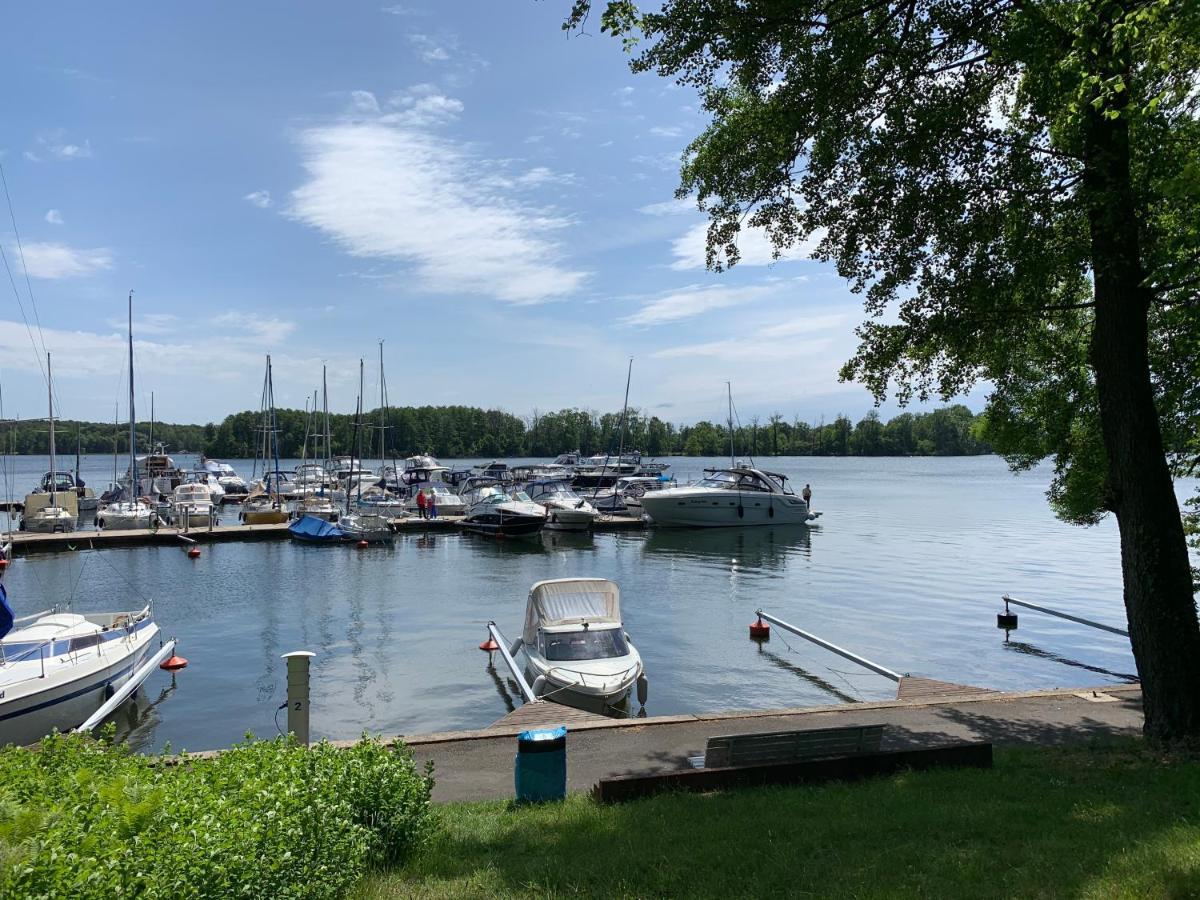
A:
541;531;596;553
642;524;814;572
459;533;549;558
486;661;518;714
754;644;862;704
1001;638;1139;682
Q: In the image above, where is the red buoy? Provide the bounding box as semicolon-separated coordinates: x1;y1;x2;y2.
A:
160;654;189;671
356;539;369;549
749;615;771;640
187;547;201;559
479;637;500;652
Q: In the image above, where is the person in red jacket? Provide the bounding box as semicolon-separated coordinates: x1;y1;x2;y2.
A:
416;488;427;519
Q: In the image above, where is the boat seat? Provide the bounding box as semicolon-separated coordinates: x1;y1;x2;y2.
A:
689;724;886;769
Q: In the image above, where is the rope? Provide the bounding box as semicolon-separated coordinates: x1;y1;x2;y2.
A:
0;163;49;385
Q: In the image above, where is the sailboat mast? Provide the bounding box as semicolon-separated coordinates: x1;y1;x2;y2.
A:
112;402;118;488
128;292;137;496
47;353;56;504
322;365;330;467
357;358;364;504
149;391;155;450
378;341;385;472
616;357;632;473
268;355;280;498
727;381;735;467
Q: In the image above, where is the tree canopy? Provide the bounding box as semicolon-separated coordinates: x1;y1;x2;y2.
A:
566;0;1200;740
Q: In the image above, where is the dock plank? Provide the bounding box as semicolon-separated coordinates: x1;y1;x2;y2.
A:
896;676;996;701
489;701;609;730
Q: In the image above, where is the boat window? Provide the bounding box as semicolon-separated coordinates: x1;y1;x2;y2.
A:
512;491;532;502
541;628;629;661
69;633;102;652
736;474;770;492
696;471;741;489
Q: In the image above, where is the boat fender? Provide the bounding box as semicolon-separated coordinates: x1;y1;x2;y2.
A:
636;673;649;706
104;682;116;700
531;675;547;698
737;504;744;518
509;637;524;656
768;502;774;519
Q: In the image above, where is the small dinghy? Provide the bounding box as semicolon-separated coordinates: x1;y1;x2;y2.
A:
512;578;646;714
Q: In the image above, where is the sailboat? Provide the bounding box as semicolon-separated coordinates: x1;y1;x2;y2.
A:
97;293;154;531
338;360;393;542
21;354;79;533
241;355;290;525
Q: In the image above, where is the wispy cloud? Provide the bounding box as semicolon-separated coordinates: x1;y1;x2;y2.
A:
15;242;112;279
652;313;848;360
104;313;179;335
638;198;694;217
44;209;64;225
287;90;587;304
407;33;451;63
622;284;771;326
25;131;93;163
214;312;297;343
243;190;273;209
648;125;684;139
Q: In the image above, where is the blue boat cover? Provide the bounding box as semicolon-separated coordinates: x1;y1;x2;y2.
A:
288;515;346;541
0;582;12;640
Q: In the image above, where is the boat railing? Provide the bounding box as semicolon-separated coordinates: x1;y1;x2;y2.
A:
544;661;641;691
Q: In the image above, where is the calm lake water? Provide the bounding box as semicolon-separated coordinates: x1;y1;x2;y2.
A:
3;454;1196;753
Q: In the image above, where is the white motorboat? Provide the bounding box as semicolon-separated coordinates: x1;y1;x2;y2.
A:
0;594;162;747
295;493;340;522
169;483;217;527
338;512;393;543
640;466;820;527
96;498;154;531
398;456;467;516
513;578;645;713
588;475;677;514
201;458;249;500
353;489;409;517
33;472;96;515
183;471;225;505
293;462;333;496
21;491;78;534
522;478;597;531
461;486;546;537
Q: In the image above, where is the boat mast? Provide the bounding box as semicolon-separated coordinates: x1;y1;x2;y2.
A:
727;381;735;467
267;354;280;501
616;357;632;475
149;391;154;450
378;341;385;473
322;364;330;468
357;358;364;505
112;402;118;490
128;292;137;497
47;352;56;505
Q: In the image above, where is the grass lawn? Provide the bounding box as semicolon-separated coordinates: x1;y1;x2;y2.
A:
358;740;1200;899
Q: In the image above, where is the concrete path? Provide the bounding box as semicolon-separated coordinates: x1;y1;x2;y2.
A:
398;685;1143;802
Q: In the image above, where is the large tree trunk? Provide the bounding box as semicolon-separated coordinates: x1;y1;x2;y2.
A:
1083;104;1200;743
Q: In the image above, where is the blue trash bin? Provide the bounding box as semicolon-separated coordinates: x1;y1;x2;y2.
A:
514;726;567;803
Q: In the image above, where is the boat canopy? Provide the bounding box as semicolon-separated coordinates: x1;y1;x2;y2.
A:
288;515;346;541
524;578;621;644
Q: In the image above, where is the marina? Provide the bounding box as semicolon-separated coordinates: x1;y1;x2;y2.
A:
0;452;1167;754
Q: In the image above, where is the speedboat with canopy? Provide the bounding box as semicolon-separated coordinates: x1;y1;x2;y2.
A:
522;479;597;531
639;466;820;527
461;486;547;537
511;578;646;714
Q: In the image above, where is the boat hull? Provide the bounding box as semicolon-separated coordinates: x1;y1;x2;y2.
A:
462;512;545;538
543;504;595;532
0;622;160;747
641;491;816;527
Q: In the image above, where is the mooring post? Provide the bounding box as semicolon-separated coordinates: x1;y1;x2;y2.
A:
282;650;316;745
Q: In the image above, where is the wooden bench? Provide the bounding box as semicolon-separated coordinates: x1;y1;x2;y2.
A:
690;724;885;769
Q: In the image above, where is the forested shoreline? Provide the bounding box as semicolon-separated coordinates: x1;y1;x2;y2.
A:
2;404;991;458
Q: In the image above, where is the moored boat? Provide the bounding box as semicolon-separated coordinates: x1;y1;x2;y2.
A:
522;478;597;531
639;466;819;527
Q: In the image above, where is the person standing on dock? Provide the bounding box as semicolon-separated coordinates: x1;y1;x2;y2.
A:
416;488;427;519
802;484;813;507
428;491;438;519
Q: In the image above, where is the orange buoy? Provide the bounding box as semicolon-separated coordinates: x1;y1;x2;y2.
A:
479;637;500;652
159;654;189;671
356;539;369;549
749;615;770;640
187;547;201;559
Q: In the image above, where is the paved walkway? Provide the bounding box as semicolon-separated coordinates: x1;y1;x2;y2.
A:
396;685;1143;802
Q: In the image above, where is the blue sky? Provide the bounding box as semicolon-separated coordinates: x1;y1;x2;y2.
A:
1;1;958;427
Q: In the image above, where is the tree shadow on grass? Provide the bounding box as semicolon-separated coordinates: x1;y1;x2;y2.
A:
366;738;1200;899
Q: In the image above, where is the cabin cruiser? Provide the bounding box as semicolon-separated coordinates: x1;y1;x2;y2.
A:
398;456;466;516
639;466;820;527
294;493;340;522
169;483;217;527
472;460;513;482
511;578;646;714
201;458;249;500
96;496;155;531
183;470;225;505
20;490;79;533
0;589;162;746
461;486;547;537
522;479;597;532
328;456;376;490
293;462;334;496
338;512;393;543
353;489;409;517
552;450;584;468
33;472;96;514
123;446;184;499
570;454;642;490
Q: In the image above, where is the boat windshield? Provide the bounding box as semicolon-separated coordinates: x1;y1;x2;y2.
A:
541;627;629;661
511;491;532;502
697;470;775;492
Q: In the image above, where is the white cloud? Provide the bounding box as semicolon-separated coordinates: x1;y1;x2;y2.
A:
386;90;464;126
28;131;93;162
349;90;380;114
648;125;683;139
407;33;451;62
15;242;112;279
243;190;273;209
622;284;772;326
638;198;694;217
670;220;821;270
614;86;635;108
652;313;849;360
213;312;297;343
287;95;587;304
44;209;64;225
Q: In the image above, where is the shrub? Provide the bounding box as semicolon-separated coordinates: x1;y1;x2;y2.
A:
0;732;434;899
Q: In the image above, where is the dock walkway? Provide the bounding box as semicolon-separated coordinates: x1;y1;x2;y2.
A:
6;514;646;554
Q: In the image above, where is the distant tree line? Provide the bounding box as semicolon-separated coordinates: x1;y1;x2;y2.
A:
2;404;992;459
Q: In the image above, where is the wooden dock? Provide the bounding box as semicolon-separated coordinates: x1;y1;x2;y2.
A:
7;513;646;554
895;676;996;701
489;700;610;731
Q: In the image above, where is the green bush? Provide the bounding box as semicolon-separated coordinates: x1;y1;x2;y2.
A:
0;732;434;899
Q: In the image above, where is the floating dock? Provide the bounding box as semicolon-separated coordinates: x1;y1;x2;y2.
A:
6;514;646;555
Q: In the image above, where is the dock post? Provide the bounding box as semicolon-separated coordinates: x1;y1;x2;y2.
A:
282;650;316;745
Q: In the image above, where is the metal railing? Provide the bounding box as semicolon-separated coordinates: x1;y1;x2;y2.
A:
485;622;539;704
1001;595;1129;637
755;609;903;681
